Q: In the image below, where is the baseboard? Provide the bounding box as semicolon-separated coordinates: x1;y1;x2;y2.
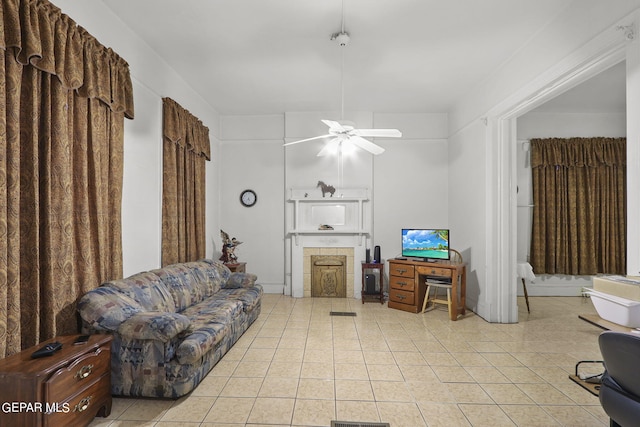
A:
259;283;285;294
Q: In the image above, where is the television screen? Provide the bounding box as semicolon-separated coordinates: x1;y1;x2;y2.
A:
402;229;450;260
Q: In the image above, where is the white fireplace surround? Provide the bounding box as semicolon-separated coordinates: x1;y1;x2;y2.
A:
287;188;370;298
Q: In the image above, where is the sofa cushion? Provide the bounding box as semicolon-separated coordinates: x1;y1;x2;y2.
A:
182;261;225;297
105;271;176;313
77;285;143;332
216;284;263;313
152;264;207;311
176;298;243;364
118;312;191;342
223;272;258;289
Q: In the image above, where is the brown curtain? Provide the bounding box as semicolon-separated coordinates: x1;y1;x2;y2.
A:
162;98;210;266
529;137;626;275
0;0;134;357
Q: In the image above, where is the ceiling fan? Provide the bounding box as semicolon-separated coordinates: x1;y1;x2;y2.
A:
283;4;402;156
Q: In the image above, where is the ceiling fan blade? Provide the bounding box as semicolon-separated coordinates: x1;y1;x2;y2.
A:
316;138;342;157
348;135;385;155
353;128;402;138
283;134;332;146
321;119;346;132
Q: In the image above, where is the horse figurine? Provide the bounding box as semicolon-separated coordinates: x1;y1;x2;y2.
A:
317;181;335;198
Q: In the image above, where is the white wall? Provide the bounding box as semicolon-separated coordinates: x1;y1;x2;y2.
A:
53;1;222;277
516;112;626;296
219;115;285;293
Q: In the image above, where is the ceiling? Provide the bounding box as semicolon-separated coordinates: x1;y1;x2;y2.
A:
100;0;621;116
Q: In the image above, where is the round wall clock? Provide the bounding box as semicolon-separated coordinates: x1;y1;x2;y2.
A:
240;189;257;207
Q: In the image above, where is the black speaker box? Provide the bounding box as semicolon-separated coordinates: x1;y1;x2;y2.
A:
365;274;376;294
365;249;371;263
373;245;381;263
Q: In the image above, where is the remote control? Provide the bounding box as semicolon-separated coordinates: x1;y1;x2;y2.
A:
31;341;63;359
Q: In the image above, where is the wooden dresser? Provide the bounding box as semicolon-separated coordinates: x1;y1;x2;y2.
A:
0;334;112;427
388;258;466;319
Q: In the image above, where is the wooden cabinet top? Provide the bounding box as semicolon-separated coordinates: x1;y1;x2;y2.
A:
0;335;112;376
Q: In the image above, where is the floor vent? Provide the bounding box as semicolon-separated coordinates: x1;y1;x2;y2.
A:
331;422;390;427
329;311;357;317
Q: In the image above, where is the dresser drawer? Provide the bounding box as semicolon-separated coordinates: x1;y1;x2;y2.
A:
45;373;111;427
390;275;415;292
420;266;453;279
389;263;414;278
389;288;415;305
45;346;111;402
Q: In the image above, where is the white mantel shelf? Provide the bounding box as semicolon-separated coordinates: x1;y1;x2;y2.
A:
288;229;370;245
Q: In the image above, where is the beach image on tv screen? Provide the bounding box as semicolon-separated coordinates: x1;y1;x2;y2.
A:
403;229;449;259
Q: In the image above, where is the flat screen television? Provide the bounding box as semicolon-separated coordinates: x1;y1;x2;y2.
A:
401;228;450;261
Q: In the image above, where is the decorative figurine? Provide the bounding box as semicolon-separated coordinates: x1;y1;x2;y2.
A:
317;181;335;197
219;229;243;263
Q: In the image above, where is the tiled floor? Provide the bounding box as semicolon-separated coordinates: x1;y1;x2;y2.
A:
89;294;609;427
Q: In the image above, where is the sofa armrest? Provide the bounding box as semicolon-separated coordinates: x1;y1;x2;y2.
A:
117;312;191;342
223;272;258;289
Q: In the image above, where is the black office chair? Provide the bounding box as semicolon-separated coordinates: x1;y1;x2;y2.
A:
598;331;640;427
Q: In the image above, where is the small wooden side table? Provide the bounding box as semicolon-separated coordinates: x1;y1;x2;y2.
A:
226;262;246;273
361;262;384;304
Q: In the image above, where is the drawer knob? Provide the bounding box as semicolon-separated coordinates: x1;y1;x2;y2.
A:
74;395;92;413
75;364;94;380
396;268;406;274
396;294;406;300
398;281;407;287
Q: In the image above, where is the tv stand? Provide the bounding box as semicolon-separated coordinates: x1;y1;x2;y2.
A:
388;258;466;319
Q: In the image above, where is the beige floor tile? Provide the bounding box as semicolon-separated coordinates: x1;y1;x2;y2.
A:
334;362;370;380
418;402;472;427
159;396;213;423
458;403;516;427
481;383;535;404
367;363;404;381
363;350;395;364
291;399;336;426
334;349;366;363
118;399;174;422
376;401;428;427
267;360;303;378
371;381;414;402
431;365;476;383
542;404;605;427
517;383;576;405
272;346;305;362
336;400;380;422
464;365;511;383
202;397;254;424
497;366;545;383
220;376;263;397
259;376;299;398
247;397;295;425
335;379;375;401
407;380;456;403
500;404;562;426
300;361;334;379
297;378;335;399
232;360;270;377
446;383;494;404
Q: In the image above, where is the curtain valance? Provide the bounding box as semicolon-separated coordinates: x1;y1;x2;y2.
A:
530;137;626;168
163;97;211;160
0;0;134;118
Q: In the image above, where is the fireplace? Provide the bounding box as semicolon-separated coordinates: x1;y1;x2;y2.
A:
287;187;370;298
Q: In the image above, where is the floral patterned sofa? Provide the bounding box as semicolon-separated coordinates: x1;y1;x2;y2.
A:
77;259;262;398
